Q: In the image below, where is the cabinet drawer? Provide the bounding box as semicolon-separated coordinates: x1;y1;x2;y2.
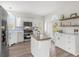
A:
55;33;77;56
65;45;76;55
65;36;76;55
55;36;65;49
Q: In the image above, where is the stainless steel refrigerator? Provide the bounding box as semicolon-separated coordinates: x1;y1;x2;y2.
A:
0;6;9;57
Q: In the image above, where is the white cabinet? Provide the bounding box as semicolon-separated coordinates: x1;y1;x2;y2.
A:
8;31;17;46
64;34;76;55
55;33;65;49
54;17;79;56
8;31;23;46
55;32;79;56
31;36;51;57
17;32;23;42
16;17;22;27
7;12;16;30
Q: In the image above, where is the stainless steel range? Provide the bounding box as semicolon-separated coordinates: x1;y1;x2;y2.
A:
23;22;33;41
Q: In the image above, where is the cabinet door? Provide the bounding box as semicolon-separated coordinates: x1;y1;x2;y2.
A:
34;40;51;57
55;33;60;46
65;35;76;55
8;32;14;46
55;34;61;46
41;41;51;57
8;32;17;46
59;34;66;49
55;33;65;49
17;32;23;42
31;36;36;56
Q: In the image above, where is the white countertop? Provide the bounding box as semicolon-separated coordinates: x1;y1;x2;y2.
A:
55;32;79;35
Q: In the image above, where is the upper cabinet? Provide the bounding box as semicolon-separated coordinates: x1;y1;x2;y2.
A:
16;17;22;27
7;12;23;30
7;12;16;30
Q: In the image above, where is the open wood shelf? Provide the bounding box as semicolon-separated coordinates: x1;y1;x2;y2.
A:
60;16;79;21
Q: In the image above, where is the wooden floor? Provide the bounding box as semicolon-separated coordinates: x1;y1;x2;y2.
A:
55;47;78;57
8;41;79;57
9;41;32;57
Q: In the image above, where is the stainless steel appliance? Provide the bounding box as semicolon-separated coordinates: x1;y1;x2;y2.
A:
24;22;33;41
0;6;9;57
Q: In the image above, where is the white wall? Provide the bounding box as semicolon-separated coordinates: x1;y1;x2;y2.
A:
9;11;44;33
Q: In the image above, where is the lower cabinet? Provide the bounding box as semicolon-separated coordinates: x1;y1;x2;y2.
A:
55;32;79;56
65;35;76;55
17;32;23;42
8;31;23;46
55;33;65;49
8;31;17;46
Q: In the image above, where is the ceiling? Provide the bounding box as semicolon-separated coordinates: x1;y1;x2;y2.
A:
1;1;79;16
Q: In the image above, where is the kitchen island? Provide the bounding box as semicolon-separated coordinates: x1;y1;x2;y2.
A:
31;34;51;57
